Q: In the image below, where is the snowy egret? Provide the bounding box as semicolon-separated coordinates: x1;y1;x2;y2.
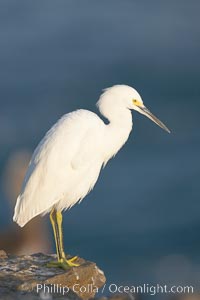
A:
13;84;170;269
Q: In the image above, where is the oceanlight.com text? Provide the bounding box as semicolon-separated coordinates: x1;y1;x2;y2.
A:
106;283;194;296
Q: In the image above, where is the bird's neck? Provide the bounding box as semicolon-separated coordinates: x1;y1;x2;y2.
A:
101;108;133;165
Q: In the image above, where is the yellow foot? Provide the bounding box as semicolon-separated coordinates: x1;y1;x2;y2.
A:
66;256;79;266
47;256;79;270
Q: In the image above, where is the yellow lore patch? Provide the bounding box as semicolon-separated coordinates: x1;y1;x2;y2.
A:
132;99;143;107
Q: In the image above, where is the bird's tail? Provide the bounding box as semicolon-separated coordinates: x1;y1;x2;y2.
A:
13;195;27;227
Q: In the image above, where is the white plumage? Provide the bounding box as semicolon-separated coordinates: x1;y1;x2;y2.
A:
13;85;169;228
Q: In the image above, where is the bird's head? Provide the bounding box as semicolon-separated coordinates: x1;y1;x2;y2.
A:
97;84;170;133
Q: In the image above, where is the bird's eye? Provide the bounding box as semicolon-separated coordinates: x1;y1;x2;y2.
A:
133;99;138;104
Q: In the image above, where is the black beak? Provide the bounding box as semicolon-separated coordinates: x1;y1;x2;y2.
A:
139;106;170;133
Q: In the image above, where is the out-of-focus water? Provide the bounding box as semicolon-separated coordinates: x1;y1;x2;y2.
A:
0;0;200;295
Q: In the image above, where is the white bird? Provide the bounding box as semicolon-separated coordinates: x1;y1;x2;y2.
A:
13;84;170;269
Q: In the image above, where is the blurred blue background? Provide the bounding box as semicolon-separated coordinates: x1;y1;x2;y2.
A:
0;0;200;295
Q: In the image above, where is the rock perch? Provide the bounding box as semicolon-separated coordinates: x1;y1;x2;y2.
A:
0;251;106;300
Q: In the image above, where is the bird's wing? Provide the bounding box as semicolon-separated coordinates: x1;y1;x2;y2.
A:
71;128;103;169
13;110;105;227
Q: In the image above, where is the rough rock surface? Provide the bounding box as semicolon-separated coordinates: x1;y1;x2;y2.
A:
0;251;106;300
